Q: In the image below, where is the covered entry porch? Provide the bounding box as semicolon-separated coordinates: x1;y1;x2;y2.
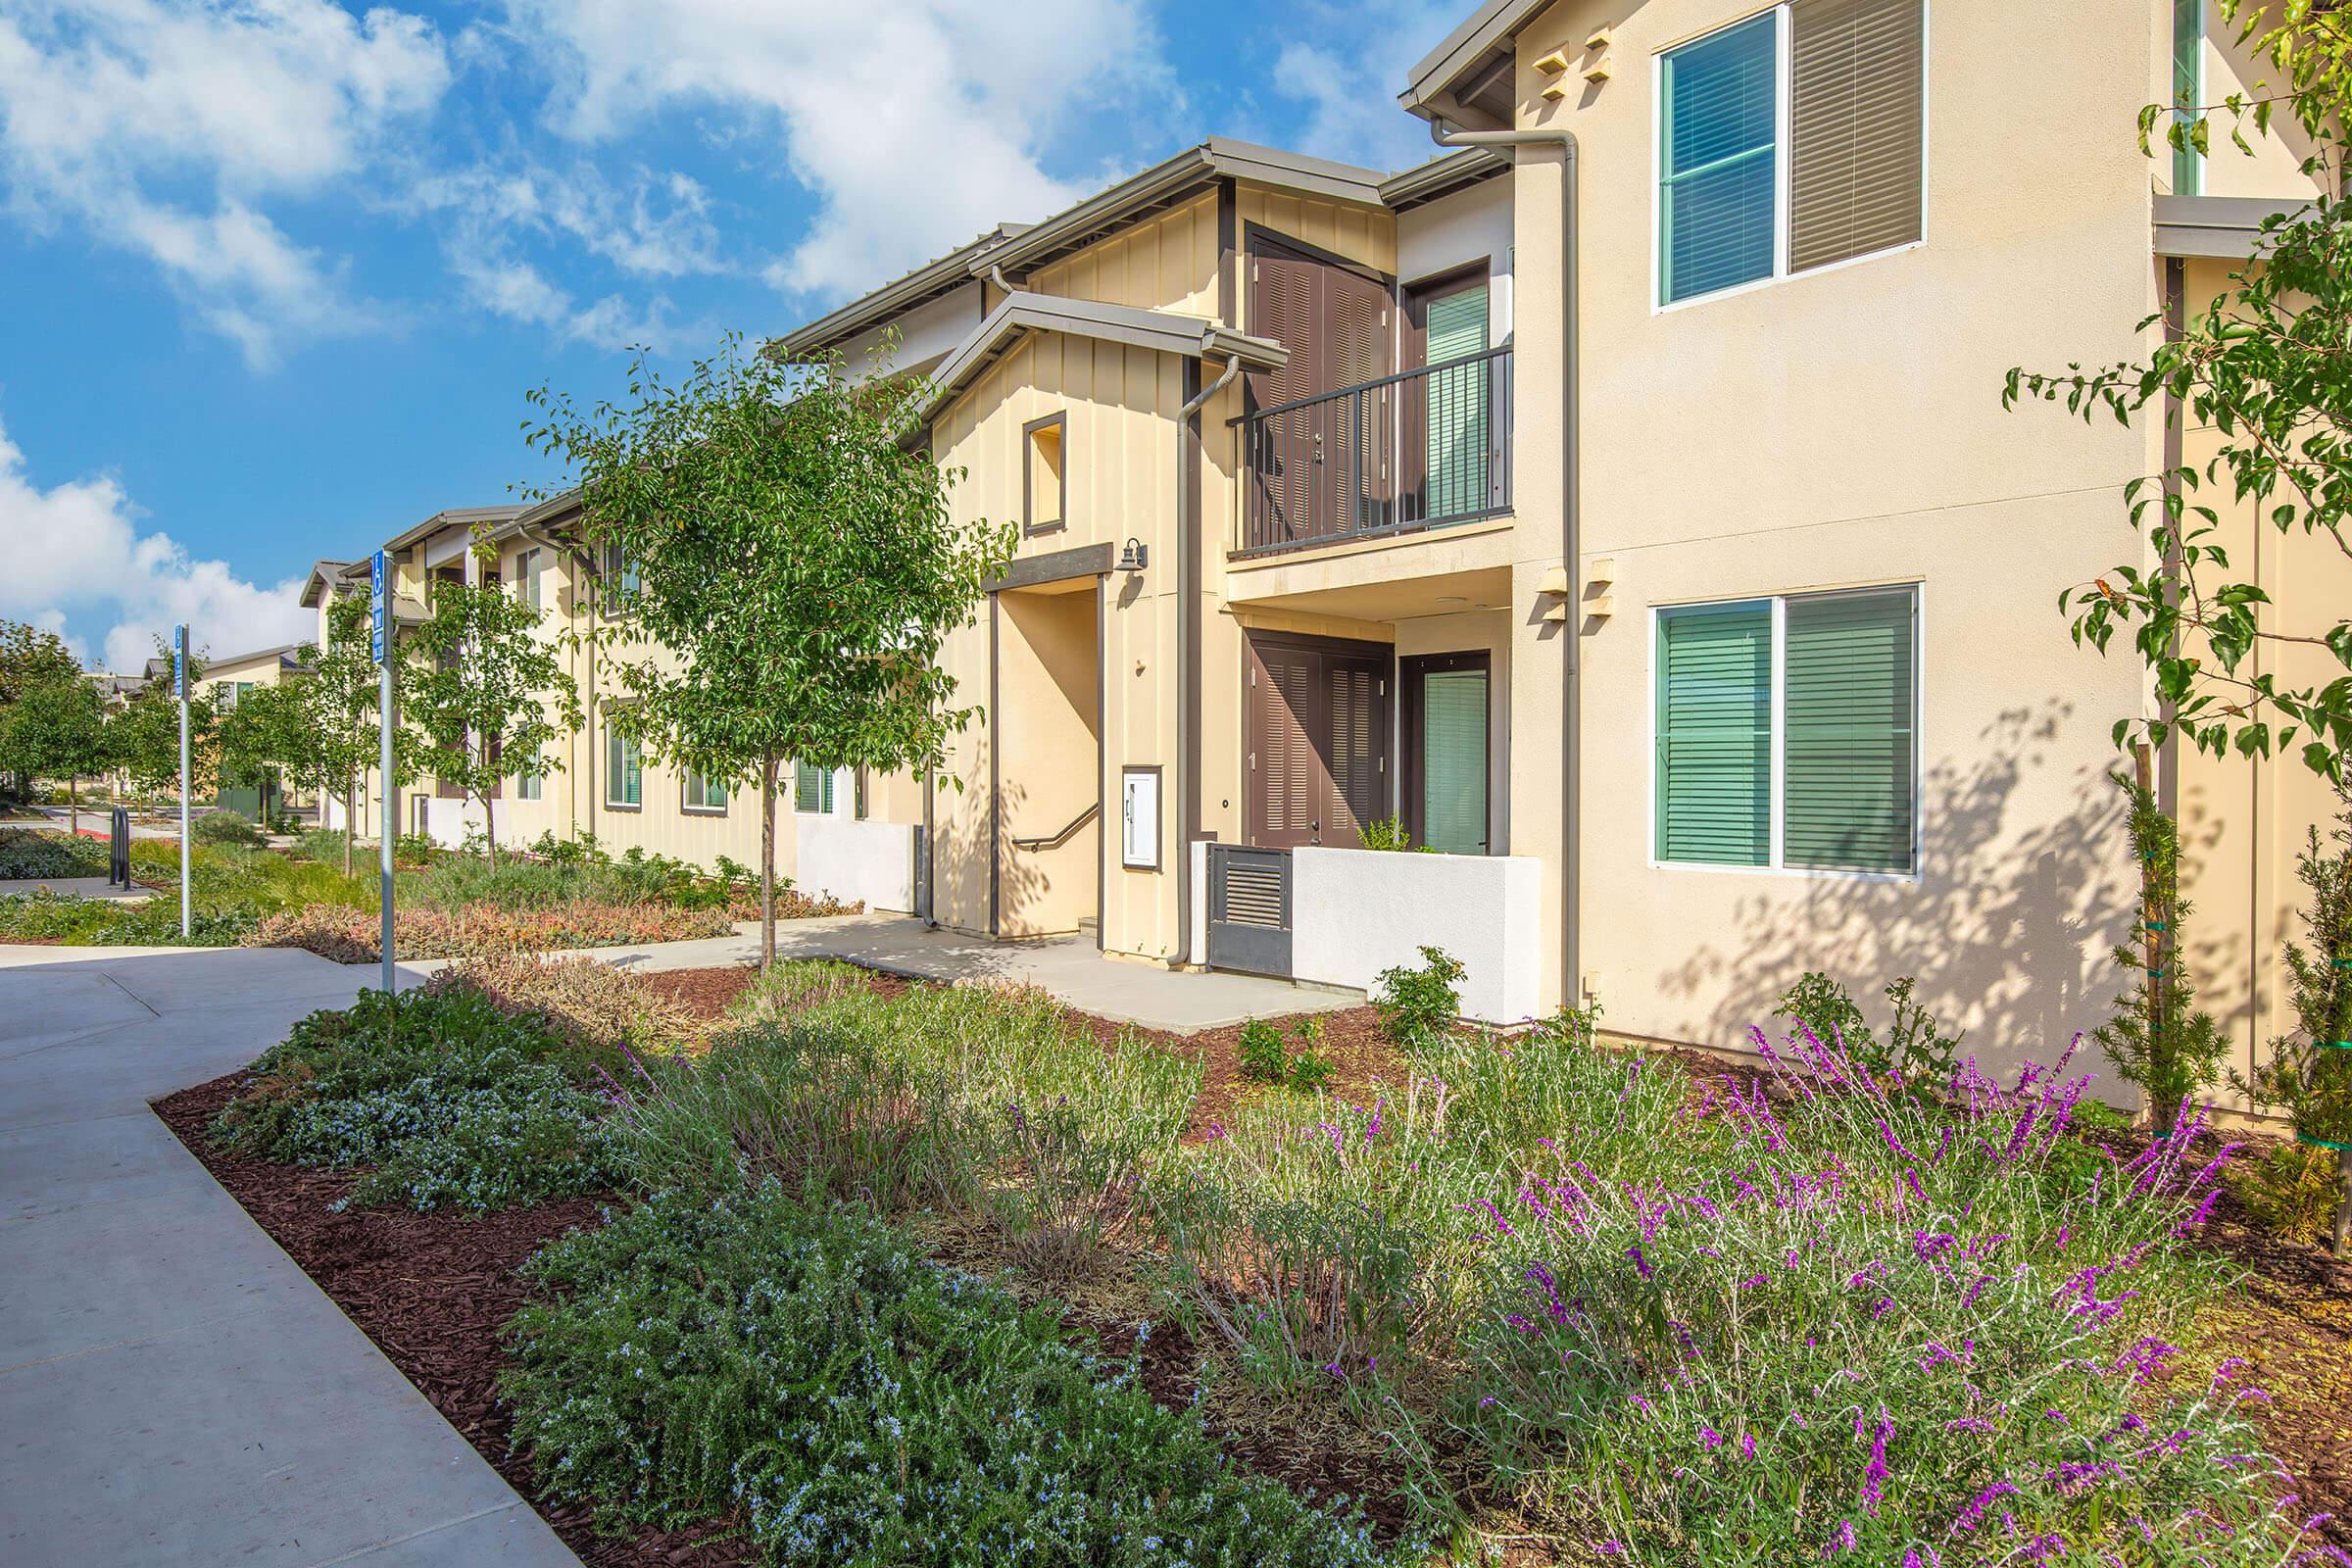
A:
1202;548;1545;1022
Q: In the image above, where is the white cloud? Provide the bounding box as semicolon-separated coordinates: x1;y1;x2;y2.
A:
504;0;1173;298
408;160;724;280
0;416;312;673
0;0;451;366
1270;2;1461;172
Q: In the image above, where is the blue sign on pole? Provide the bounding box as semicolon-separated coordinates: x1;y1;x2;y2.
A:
173;624;187;697
369;550;389;664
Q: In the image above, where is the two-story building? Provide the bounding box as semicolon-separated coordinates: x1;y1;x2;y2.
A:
306;0;2339;1097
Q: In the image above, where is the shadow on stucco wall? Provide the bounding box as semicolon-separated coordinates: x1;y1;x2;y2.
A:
1653;701;2215;1098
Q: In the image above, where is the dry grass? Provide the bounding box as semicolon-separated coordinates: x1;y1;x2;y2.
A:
424;955;700;1057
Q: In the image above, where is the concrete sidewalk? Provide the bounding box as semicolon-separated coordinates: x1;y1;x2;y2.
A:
455;913;1362;1034
0;943;579;1568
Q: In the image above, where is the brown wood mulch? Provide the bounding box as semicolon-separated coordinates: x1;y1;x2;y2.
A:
633;963;761;1023
152;1073;757;1568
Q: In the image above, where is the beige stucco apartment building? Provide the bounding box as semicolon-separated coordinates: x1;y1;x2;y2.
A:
305;0;2339;1102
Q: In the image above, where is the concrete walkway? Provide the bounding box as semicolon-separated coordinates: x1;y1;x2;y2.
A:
0;877;151;902
498;913;1362;1033
0;943;579;1568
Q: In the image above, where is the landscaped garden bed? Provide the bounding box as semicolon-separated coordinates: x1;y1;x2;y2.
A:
156;954;2352;1566
0;828;857;956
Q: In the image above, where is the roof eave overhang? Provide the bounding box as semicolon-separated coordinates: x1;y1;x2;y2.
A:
906;292;1287;442
1379;146;1511;210
967;140;1389;284
2152;193;2314;258
1399;0;1540;122
770;223;1031;361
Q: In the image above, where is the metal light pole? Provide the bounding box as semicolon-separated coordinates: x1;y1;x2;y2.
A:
175;623;191;940
372;551;396;996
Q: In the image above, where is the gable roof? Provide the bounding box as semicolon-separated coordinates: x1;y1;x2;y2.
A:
298;560;353;609
776;139;1401;360
770;222;1031;363
907;291;1286;435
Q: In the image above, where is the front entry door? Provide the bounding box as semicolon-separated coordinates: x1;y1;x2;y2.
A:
1244;632;1391;849
1402;652;1491;855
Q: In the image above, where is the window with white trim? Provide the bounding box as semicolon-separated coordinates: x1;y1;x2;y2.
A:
1654;585;1918;874
793;760;836;815
1658;0;1926;307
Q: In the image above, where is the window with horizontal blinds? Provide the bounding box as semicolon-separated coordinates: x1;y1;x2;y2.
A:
1783;589;1916;873
1420;665;1490;856
1655;603;1772;865
606;730;641;807
794;760;834;815
2172;0;2205;196
1789;0;1925;274
1660;13;1780;305
1424;282;1492;519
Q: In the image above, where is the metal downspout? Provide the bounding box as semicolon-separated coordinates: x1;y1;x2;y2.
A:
1171;355;1240;966
1429;117;1581;1016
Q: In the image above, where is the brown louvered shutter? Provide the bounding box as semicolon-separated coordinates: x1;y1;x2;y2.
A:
1789;0;1925;275
1248;638;1321;848
1323;656;1387;842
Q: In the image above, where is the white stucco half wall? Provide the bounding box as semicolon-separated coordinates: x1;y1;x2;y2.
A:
1291;847;1543;1024
793;816;916;913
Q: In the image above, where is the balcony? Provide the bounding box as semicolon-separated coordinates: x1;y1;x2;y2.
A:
1235;346;1512;559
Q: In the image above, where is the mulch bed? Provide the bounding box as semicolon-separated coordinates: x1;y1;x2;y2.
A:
152;1073;757;1568
635;963;761;1023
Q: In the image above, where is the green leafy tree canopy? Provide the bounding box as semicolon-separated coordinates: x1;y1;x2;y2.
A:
523;331;1014;966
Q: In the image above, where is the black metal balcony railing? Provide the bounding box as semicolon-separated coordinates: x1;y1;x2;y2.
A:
1236;345;1512;558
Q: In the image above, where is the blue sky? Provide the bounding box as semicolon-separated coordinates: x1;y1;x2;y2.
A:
0;0;1459;672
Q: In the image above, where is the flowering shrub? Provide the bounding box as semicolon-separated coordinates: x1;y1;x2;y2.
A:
501;1183;1394;1567
249;899;738;963
211;986;617;1211
1448;1027;2294;1565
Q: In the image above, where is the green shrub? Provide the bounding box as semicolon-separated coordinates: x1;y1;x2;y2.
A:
1373;946;1464;1050
2227;1141;2345;1246
1774;971;1963;1091
194;810;266;847
1239;1016;1335;1093
210;985;617;1211
502;1184;1392;1567
0;828;108;880
1355;815;1415;852
0;888;259;947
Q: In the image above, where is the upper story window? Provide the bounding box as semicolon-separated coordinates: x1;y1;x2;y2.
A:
2172;0;2205;196
598;540;638;612
515;547;543;612
1658;0;1926;308
1023;413;1066;535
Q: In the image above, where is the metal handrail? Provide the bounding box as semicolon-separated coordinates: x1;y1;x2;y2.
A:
1228;344;1511;424
1010;801;1101;852
1235;344;1512;557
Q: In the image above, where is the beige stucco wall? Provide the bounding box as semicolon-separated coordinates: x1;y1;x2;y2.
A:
2174;252;2352;1106
1488;0;2188;1078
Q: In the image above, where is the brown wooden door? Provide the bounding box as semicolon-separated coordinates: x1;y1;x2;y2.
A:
1244;632;1392;849
1245;233;1396;549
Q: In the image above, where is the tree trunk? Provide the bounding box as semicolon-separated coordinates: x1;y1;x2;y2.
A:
760;753;778;973
2335;1148;2352;1259
68;775;77;839
482;790;499;870
343;776;356;878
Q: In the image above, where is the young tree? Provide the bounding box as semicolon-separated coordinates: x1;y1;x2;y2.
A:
216;681;311;832
1;677;109;835
108;650;219;804
2239;784;2352;1253
402;541;581;868
524;332;1014;969
0;620;81;801
2007;0;2352;782
2093;770;2230;1135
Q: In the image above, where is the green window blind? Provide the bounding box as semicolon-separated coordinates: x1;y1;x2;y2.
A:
1420;666;1490;855
2172;0;2205;196
1656;603;1772;865
606;729;641;806
1783;589;1914;873
1661;13;1779;305
794;760;834;814
1424;283;1491;519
